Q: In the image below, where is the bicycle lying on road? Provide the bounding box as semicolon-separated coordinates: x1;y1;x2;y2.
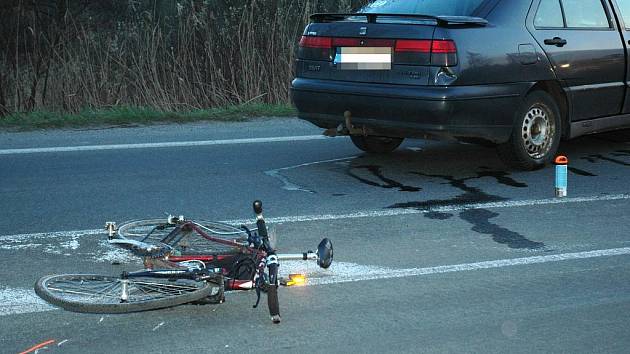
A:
34;201;333;323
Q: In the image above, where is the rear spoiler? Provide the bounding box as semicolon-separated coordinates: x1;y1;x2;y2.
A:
309;13;488;26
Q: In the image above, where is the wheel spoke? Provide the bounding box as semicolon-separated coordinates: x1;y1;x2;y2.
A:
133;283;181;297
36;274;212;312
133;281;200;293
47;277;202;301
53;279;114;294
88;280;120;298
48;286;120;301
116;219;244;254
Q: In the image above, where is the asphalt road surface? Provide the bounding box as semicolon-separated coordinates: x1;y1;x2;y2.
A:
1;118;629;353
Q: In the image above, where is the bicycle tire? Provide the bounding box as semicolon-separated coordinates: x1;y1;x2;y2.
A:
116;219;246;255
35;274;215;314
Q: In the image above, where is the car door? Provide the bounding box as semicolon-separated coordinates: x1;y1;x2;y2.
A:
528;0;626;121
609;0;630;113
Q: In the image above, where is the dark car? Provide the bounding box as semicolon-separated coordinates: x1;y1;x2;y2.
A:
290;0;630;170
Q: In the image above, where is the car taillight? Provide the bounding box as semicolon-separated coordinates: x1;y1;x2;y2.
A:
298;36;333;61
395;39;432;53
298;35;457;66
394;39;431;66
299;36;332;49
430;40;458;67
394;39;457;67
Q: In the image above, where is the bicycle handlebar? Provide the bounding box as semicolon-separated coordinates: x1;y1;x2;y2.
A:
252;200;281;323
277;253;319;261
253;200;267;237
253;200;263;215
253;200;275;253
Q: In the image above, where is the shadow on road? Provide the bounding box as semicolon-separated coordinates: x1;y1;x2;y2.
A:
273;129;630;250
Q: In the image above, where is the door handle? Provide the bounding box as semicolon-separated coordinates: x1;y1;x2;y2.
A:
544;37;567;47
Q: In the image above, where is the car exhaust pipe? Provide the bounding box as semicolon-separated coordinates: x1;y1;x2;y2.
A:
323;110;369;137
344;111;367;136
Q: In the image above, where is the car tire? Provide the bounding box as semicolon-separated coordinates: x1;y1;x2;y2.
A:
497;91;561;170
350;135;403;153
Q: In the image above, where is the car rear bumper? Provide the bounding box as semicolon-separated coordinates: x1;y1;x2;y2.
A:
290;78;534;143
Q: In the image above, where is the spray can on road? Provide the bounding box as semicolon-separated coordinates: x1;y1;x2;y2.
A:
555;156;568;197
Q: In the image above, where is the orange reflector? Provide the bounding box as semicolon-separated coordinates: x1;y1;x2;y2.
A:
555;156;568;165
19;339;56;354
286;273;306;286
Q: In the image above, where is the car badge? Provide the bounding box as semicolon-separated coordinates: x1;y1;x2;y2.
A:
359;27;368;36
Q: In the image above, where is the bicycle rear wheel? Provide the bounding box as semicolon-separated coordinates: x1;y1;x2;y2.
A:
116;219;246;255
35;274;215;313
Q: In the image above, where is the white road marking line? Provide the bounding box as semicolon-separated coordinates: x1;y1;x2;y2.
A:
0;229;102;242
3;246;630;317
2;193;629;243
226;193;630;225
305;247;630;286
152;322;165;331
0;135;330;155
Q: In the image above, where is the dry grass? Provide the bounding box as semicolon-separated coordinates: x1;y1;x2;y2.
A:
0;103;297;130
0;0;368;118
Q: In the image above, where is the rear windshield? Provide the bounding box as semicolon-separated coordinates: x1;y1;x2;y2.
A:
359;0;487;17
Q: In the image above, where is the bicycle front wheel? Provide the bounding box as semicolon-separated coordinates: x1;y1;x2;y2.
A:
117;219;246;254
35;274;215;313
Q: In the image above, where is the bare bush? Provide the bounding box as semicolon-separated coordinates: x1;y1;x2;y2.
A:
0;0;369;115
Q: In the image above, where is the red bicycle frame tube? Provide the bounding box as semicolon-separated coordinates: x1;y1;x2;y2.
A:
167;254;233;262
187;221;269;259
173;222;269;291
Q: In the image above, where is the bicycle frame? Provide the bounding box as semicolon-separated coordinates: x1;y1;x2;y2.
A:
167;222;255;254
105;201;331;323
114;219;328;290
141;221;269;291
34;201;330;321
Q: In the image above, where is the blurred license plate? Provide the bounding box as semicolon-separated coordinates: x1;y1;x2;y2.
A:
334;47;392;70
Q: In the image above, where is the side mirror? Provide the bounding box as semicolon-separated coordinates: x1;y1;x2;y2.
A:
317;238;333;269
